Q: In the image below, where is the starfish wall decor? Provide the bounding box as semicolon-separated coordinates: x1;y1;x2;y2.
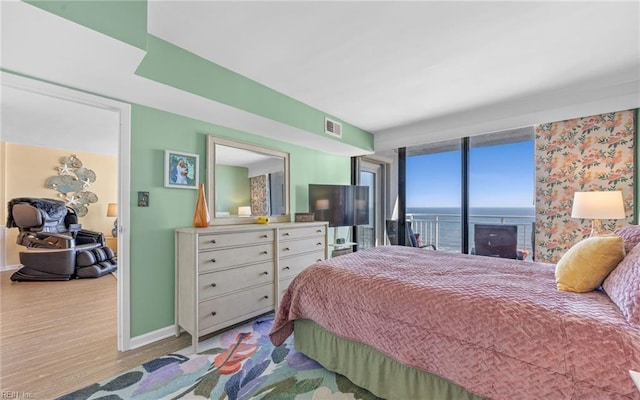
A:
45;154;98;217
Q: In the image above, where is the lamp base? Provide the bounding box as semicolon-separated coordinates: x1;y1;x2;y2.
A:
112;218;118;237
589;219;603;237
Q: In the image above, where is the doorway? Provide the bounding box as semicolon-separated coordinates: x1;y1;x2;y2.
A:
0;71;131;350
356;158;388;249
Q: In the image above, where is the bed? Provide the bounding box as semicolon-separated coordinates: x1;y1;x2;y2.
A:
269;245;640;399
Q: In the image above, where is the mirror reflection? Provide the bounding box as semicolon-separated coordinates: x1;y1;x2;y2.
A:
207;135;290;225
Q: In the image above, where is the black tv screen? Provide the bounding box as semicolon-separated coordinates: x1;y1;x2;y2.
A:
308;184;369;227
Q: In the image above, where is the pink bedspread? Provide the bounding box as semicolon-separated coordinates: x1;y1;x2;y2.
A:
270;246;640;399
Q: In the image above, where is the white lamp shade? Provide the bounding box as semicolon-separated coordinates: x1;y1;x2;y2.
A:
571;191;625;219
238;206;252;217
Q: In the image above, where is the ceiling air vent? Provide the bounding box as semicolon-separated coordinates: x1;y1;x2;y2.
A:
324;117;342;138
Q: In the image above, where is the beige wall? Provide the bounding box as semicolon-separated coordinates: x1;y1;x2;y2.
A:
2;143;117;266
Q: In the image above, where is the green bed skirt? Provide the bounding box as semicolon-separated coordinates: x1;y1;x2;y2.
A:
294;319;485;400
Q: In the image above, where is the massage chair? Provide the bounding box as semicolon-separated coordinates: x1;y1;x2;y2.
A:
7;197;117;281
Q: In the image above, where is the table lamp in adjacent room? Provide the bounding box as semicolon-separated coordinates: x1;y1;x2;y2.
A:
107;203;118;237
238;206;252;217
571;191;625;237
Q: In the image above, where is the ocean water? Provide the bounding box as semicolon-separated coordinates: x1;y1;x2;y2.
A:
406;207;535;253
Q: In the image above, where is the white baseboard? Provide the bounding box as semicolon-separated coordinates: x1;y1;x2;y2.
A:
1;264;20;272
128;324;178;350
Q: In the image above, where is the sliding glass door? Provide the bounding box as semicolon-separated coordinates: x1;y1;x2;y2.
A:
357;159;385;250
403;128;534;255
406;140;462;252
468;129;535;259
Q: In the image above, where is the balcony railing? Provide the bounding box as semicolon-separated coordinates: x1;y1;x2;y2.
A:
406;212;535;258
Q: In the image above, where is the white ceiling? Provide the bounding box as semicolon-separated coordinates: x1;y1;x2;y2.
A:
2;1;639;155
148;1;640;150
1;85;120;155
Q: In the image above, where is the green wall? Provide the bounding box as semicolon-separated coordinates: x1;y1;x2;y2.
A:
26;0;148;50
130;105;350;336
25;0;374;154
136;36;372;151
215;165;250;215
13;0;372;337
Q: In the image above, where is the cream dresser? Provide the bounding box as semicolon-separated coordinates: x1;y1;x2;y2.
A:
175;221;328;352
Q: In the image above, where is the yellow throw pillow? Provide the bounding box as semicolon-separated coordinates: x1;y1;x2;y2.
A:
555;235;625;293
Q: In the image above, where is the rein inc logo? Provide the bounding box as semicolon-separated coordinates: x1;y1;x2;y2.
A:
1;392;34;399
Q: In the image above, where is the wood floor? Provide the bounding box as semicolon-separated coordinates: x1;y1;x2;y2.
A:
0;270;191;399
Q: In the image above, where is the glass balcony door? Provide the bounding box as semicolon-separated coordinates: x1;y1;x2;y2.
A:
357;159;384;250
468;129;535;259
406;140;462;253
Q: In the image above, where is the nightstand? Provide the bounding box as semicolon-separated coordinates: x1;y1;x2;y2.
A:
329;242;356;257
105;236;118;254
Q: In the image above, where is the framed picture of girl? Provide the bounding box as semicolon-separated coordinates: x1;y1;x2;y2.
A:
164;150;199;189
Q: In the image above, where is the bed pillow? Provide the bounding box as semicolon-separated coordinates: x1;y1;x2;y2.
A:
602;242;640;326
555;235;624;293
614;225;640;254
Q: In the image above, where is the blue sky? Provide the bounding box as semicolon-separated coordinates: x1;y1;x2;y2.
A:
406;140;534;208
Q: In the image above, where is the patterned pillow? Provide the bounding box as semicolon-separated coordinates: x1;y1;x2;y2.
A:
602;241;640;326
614;225;640;254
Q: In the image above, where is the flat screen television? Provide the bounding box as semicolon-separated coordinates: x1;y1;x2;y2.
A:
308;184;369;227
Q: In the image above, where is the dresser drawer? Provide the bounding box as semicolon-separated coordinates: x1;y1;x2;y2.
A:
279;236;325;257
199;261;274;300
198;230;273;251
198;284;274;331
279;251;324;279
279;225;325;241
199;243;273;273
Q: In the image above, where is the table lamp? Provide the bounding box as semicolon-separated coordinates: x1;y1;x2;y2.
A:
571;191;625;237
106;203;118;237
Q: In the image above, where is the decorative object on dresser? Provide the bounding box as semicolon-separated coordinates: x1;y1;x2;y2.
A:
175;221;328;352
193;183;210;228
295;212;315;222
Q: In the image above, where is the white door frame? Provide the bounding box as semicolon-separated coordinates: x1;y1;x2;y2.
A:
2;71;132;351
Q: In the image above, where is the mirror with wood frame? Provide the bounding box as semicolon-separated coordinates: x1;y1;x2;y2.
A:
206;135;290;225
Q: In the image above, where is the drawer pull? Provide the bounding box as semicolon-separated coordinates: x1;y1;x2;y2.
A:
316;229;322;233
317;259;322;262
210;239;216;244
211;311;217;316
284;233;290;236
262;271;269;275
284;266;290;270
261;251;269;255
210;258;216;263
317;242;322;246
283;247;290;251
262;295;269;300
261;234;268;238
210;283;217;288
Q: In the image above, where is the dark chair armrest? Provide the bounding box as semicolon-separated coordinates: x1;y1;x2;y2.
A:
75;242;102;252
24;232;74;249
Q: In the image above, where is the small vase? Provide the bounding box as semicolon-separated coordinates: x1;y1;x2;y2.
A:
193;183;210;228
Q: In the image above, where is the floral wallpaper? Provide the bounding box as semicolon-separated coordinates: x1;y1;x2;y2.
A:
250;175;270;216
535;110;635;263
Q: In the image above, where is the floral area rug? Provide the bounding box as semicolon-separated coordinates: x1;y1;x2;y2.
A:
58;314;380;400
